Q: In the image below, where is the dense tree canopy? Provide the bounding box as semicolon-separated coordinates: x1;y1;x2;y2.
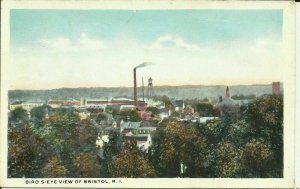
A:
195;102;216;117
146;107;160;118
150;121;208;177
100;131;122;177
96;112;108;123
9;107;29;124
8;123;50;178
8;94;283;178
42;156;66;178
73;152;100;177
110;141;156;178
8;107;99;178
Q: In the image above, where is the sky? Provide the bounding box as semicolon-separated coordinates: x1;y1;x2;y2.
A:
10;10;283;90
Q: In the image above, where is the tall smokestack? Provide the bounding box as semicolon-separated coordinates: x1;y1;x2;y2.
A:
133;62;152;106
134;68;137;105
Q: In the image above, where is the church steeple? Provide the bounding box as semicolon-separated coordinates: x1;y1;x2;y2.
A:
225;86;230;98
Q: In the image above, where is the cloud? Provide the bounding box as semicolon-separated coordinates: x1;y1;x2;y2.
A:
146;35;203;51
251;37;281;53
10;33;284;89
39;32;105;52
37;34;204;54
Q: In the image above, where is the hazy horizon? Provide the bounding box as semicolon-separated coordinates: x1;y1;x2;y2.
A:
9;81;280;91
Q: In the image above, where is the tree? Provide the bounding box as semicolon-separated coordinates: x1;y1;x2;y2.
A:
30;105;47;122
195;102;215;117
9;107;100;178
213;141;240;177
8;123;50;178
240;139;274;177
103;131;121;160
200;120;226;145
227;120;252;148
110;141;156;178
244;95;283;177
96;112;107;124
120;110;141;121
43;109;97;177
73;152;100;177
70;119;98;152
9;107;29;124
231;94;256;100
146;107;160;116
153;95;172;107
30;105;50;128
42;156;67;178
151;121;208;177
148;128;166;176
245;95;283;132
100;131;122;177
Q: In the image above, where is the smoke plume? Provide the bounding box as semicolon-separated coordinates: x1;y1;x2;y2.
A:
134;62;152;69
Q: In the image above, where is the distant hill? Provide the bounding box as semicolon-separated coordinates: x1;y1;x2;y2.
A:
8;84;281;103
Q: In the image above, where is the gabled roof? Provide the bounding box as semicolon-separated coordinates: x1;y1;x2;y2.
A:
137;127;157;131
185;105;194;109
140;121;157;127
171;100;185;108
121;121;141;129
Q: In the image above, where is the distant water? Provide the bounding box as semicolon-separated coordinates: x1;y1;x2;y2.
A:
8;84;282;103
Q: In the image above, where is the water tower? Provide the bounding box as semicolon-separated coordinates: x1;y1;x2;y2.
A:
148;77;153;99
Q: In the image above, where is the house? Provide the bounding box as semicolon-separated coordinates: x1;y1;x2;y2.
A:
120;121;157;153
135;126;157;135
120;121;157;134
95;133;109;148
96;135;104;148
120;121;141;133
159;111;170;120
180;105;195;120
199;117;219;123
140;120;158;127
158;107;172;120
123;134;152;153
183;105;194;115
171;100;185;112
96;127;120;148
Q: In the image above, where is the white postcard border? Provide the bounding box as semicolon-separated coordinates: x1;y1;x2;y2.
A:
0;0;296;188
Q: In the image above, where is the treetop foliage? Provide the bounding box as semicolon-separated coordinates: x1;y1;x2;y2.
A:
8;94;283;178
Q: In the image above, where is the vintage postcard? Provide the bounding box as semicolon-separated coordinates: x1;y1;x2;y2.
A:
0;0;296;188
